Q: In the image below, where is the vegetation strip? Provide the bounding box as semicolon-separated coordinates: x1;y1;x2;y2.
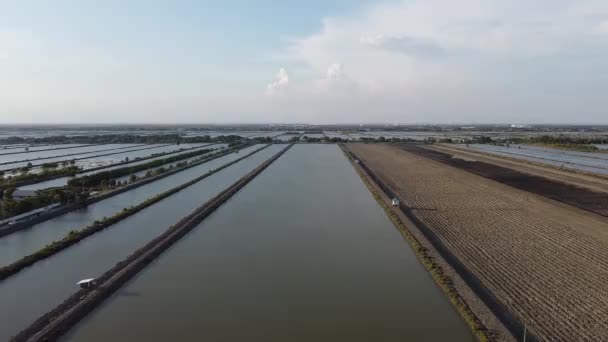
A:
0;144;272;281
345;144;538;342
67;145;219;187
396;144;608;217
69;142;218;176
3;143;218;189
0;144;215;190
339;145;491;342
2;145;218;221
0;143;249;234
11;144;293;342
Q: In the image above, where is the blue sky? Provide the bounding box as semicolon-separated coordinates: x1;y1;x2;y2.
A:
1;0;608;124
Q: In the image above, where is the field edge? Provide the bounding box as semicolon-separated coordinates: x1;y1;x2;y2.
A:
339;144;510;342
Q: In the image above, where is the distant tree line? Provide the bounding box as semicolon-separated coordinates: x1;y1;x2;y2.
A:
0;134;244;145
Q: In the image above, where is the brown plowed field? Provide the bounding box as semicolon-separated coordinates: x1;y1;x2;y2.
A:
349;143;608;342
396;144;608;217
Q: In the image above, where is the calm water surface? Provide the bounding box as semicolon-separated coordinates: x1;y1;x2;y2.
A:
65;144;472;342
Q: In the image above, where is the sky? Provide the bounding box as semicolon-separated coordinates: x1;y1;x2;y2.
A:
1;0;608;124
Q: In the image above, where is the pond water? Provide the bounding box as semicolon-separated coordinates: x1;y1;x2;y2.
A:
64;144;472;342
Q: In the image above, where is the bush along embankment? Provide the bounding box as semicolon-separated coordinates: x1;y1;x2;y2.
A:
0;144;272;281
0;143;219;190
0;186;90;221
0;165;79;189
10;144;293;342
0;143;250;233
67;146;219;188
70;142;219;176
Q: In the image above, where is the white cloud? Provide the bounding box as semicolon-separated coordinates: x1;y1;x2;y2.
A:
597;20;608;34
360;34;444;58
325;63;344;81
315;63;359;94
268;0;608;123
265;67;289;95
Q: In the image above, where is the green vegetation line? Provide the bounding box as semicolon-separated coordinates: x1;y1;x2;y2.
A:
0;144;272;281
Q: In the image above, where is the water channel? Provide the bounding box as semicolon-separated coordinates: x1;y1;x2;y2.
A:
64;144;472;342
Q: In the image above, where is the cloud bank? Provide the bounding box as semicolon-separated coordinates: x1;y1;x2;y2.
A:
264;0;608;124
265;67;289;96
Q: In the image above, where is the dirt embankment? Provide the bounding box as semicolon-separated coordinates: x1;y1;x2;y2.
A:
349;143;608;342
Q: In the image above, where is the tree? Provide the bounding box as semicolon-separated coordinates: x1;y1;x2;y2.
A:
130;174;138;183
4;187;15;200
76;191;91;203
51;190;67;204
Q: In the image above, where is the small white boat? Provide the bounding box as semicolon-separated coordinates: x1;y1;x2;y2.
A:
77;278;97;289
391;198;400;206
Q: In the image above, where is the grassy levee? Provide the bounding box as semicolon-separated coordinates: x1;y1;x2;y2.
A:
341;144;537;342
11;144;293;342
0;144;272;281
0;143;248;236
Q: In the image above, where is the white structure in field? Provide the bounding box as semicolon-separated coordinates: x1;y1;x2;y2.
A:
391;198;400;206
77;278;97;289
